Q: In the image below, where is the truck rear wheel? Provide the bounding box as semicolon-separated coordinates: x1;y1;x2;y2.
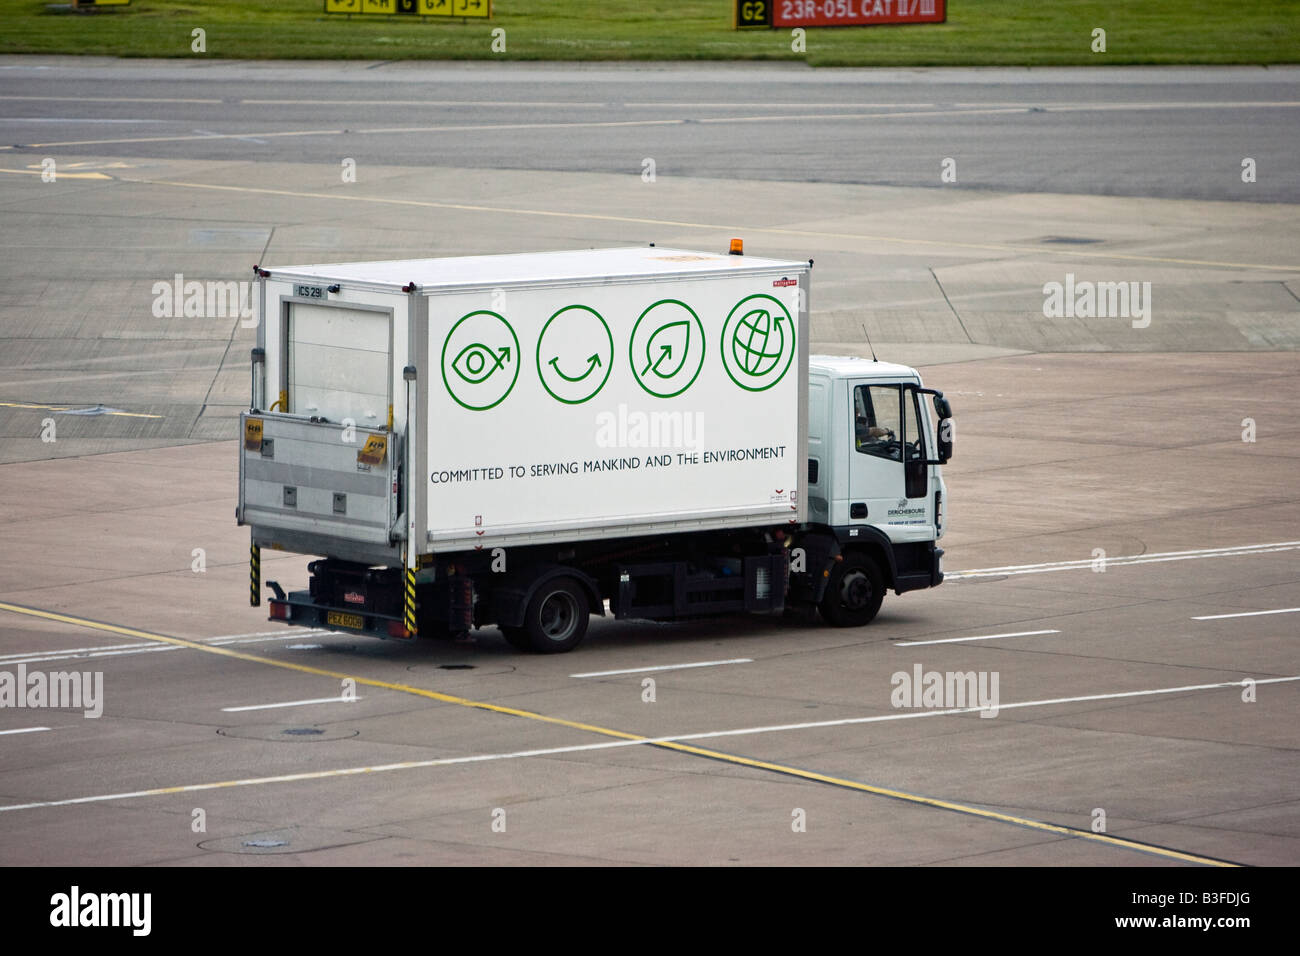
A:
820;552;884;627
518;577;590;653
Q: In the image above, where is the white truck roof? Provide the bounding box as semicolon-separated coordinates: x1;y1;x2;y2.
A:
268;246;810;292
809;355;920;380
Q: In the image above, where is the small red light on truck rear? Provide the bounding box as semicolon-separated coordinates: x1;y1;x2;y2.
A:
269;601;288;620
387;620;411;639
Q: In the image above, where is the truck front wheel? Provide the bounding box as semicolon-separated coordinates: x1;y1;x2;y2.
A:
518;577;590;653
820;552;884;627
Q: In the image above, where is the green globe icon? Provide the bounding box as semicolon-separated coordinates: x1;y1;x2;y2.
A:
732;308;785;377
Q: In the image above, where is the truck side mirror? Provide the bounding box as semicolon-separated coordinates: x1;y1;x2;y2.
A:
936;417;954;463
933;394;952;420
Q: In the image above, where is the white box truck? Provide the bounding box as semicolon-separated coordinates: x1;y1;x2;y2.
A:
237;244;952;652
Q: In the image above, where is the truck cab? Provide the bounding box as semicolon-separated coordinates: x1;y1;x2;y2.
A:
799;356;950;625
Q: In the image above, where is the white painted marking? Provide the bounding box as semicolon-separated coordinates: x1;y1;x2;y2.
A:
948;541;1300;580
192;127;267;145
6;95;1290;112
0;727;50;737
894;629;1059;647
0;118;166;124
240;99;610;107
0;106;1150;149
16;118;676;149
0;96;222;103
625;100;1300;111
0;630;330;666
0;641;159;661
1193;607;1300;621
0;645;174;666
221;696;361;713
571;658;753;678
3;675;1294;813
209;629;331;641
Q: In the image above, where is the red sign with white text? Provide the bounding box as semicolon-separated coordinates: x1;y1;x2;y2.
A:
774;0;945;28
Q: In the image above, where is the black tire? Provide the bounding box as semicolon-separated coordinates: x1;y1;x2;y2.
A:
819;551;885;627
519;577;590;653
499;626;532;651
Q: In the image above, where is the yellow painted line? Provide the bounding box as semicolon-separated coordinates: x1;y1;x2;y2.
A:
0;402;162;419
0;601;648;741
118;178;1298;273
0;600;1238;866
0;168;111;181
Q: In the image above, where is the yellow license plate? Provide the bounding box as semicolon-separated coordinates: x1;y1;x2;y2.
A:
327;611;365;630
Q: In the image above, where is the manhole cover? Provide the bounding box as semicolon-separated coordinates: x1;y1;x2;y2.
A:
404;662;515;676
217;724;359;742
200;826;377;855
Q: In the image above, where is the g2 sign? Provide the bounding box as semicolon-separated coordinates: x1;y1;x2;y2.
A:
734;0;773;28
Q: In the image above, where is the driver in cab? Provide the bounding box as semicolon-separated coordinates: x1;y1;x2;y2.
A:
856;414;894;450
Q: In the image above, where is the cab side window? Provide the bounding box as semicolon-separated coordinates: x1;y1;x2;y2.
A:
854;384;901;461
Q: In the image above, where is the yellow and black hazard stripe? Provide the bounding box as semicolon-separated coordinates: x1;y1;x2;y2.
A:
249;543;261;607
404;568;417;636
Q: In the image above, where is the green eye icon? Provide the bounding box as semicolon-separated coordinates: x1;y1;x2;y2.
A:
452;342;511;384
441;310;520;411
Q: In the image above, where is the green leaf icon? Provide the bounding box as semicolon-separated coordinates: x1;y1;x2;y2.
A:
642;320;690;378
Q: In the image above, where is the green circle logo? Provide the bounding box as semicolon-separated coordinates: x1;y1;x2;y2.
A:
440;310;520;411
628;299;705;399
536;305;614;405
721;294;795;392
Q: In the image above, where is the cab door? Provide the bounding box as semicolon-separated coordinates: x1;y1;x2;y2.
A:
846;381;933;541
